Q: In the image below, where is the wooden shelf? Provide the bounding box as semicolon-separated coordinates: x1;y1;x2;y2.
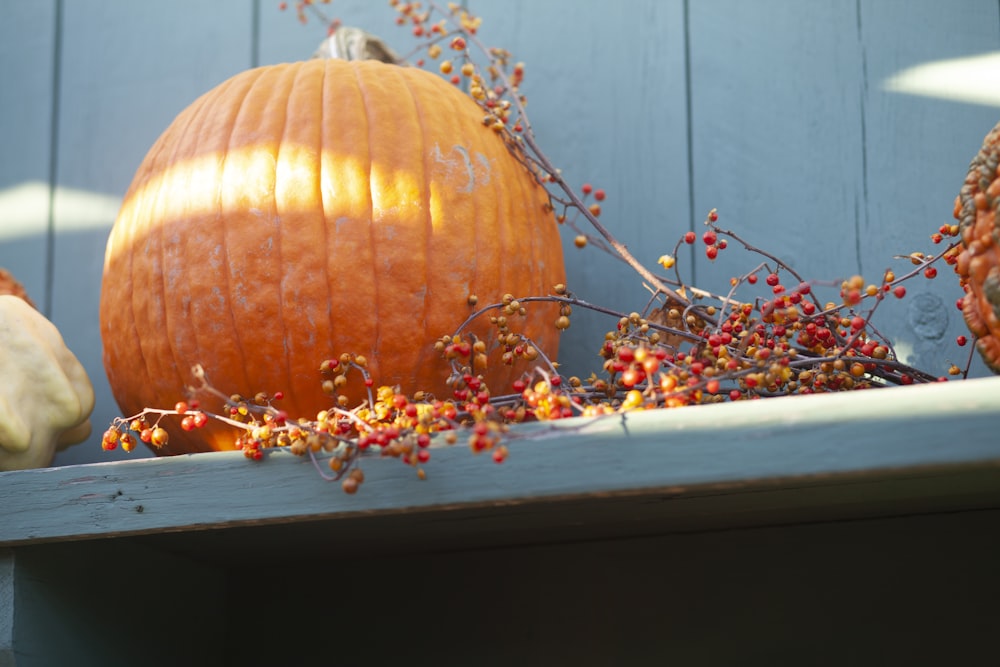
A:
3;377;1000;665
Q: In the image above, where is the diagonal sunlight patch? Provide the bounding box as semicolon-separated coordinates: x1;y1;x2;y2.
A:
882;51;1000;107
0;181;122;242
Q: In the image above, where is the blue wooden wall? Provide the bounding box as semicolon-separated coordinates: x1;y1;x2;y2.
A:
1;0;998;466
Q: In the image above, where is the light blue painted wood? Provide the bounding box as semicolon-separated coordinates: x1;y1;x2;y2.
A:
2;376;1000;546
687;0;998;380
857;1;1000;376
0;0;57;308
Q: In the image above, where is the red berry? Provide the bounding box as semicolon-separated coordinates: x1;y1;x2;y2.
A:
702;230;717;245
594;189;606;201
708;210;719;222
766;273;780;287
620;367;643;388
684;231;697;244
581;183;593;195
924;266;938;279
957;335;968;346
893;285;907;299
747;274;758;285
706;245;719;260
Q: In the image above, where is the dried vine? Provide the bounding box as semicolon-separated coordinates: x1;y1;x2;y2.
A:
103;0;970;493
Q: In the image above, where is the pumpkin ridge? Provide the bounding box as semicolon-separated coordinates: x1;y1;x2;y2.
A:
316;61;337;382
270;63;305;408
349;62;384;372
318;60;378;393
174;72;253;416
166;82;223;415
220;65;283;398
442;70;485;339
151;77;221;416
193;68;268;433
391;65;436;372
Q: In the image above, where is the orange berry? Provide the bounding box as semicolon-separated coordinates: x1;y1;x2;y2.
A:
151;427;169;447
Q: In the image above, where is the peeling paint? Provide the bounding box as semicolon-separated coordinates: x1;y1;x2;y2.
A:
431;143;492;193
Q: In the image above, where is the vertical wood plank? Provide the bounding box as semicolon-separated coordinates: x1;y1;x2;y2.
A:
470;1;692;379
688;0;866;291
0;0;57;307
48;1;256;465
688;0;999;379
857;0;1000;376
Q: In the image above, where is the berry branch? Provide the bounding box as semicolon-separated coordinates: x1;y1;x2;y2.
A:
102;1;973;493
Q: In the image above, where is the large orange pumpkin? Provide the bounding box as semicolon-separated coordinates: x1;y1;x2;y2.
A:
100;59;566;454
955;120;1000;373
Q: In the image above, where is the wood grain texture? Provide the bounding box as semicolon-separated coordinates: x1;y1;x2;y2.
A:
857;1;1000;376
2;376;999;548
688;0;866;286
687;0;999;379
0;0;57;308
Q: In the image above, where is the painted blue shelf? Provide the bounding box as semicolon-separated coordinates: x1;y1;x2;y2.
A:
3;377;1000;665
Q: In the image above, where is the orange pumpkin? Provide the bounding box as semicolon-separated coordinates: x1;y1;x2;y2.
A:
955;120;1000;373
100;59;566;454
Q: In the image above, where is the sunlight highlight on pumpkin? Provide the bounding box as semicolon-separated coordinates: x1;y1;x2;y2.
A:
100;58;566;454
